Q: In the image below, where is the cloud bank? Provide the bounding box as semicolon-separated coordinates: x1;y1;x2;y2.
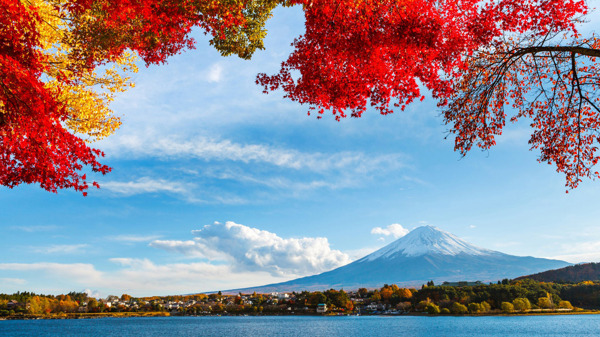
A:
0;260;286;297
150;221;352;277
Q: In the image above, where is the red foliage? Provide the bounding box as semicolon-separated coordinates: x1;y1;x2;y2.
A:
258;0;586;120
258;0;598;189
0;0;109;194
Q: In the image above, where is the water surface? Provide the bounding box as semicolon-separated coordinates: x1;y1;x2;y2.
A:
1;315;599;336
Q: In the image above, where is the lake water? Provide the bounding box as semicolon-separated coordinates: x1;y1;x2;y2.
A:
1;315;600;336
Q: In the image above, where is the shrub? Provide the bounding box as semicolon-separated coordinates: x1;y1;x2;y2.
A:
512;298;531;312
426;303;440;315
451;302;468;314
468;303;482;313
480;301;491;313
501;302;514;313
558;301;573;310
537;297;553;309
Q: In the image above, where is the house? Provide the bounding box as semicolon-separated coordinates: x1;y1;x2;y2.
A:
365;303;378;311
316;303;327;313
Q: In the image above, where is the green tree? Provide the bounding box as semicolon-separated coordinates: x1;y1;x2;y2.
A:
87;298;99;312
308;292;328;307
324;289;349;308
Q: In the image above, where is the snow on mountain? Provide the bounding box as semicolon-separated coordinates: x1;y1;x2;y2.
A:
363;225;495;260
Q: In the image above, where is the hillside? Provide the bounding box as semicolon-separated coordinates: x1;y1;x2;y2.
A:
516;263;600;283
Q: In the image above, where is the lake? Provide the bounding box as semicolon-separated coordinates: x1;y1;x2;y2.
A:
2;315;600;336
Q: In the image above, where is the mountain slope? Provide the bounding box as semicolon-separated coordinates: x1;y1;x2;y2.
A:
516;263;600;283
226;226;570;293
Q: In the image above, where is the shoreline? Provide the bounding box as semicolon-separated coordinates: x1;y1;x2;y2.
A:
2;310;600;321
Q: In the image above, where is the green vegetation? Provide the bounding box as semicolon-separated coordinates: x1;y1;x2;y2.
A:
516;263;600;283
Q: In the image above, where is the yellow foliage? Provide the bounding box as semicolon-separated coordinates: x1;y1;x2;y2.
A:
21;0;139;141
28;296;57;314
396;288;413;299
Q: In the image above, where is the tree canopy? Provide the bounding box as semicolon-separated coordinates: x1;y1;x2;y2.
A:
1;0;598;193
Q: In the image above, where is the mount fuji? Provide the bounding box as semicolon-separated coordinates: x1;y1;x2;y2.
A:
229;226;570;293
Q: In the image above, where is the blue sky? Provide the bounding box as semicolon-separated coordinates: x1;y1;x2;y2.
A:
2;4;600;297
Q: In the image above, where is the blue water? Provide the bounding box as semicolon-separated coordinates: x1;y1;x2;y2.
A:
1;315;600;336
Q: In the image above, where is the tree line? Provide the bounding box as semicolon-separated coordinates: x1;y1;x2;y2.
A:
4;279;600;317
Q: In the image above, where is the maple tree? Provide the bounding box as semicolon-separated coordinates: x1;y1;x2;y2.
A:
258;0;597;189
0;0;111;194
444;31;600;189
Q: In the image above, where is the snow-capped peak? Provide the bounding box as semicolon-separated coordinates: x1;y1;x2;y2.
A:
363;225;494;261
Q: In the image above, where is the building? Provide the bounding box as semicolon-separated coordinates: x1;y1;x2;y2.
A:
316;303;327;313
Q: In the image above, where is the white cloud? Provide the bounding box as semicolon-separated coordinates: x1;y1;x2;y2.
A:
0;263;104;283
207;63;223;83
101;177;193;196
211;169;346;190
109;234;163;243
83;289;103;299
31;244;89;254
150;221;352;277
95;136;412;201
102;135;406;174
371;223;409;239
550;240;600;263
10;225;61;232
0;278;26;285
550;253;600;264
